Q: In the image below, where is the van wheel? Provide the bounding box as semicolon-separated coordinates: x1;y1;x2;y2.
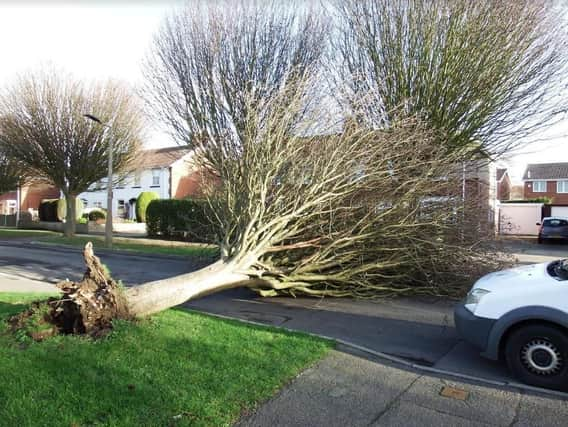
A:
537;237;544;244
505;324;568;391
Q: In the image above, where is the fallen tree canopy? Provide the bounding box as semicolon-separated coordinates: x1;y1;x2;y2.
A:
12;85;514;338
11;118;511;338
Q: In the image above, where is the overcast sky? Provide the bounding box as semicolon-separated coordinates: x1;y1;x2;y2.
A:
0;0;566;183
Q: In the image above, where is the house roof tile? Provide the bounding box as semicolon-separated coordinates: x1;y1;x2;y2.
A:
496;168;507;182
523;163;568;180
138;146;192;169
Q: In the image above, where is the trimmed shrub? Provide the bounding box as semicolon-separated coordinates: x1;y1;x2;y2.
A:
56;198;84;222
136;191;159;223
146;198;214;242
88;209;106;221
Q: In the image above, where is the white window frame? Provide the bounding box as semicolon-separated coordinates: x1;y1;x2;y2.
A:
532;180;546;192
557;180;568;193
151;169;160;187
133;172;142;188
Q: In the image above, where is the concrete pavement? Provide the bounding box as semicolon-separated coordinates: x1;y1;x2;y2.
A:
0;271;58;293
238;348;568;427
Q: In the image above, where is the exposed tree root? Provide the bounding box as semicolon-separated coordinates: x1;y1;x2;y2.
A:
10;242;131;341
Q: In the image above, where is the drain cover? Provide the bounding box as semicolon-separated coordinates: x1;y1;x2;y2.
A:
440;386;469;401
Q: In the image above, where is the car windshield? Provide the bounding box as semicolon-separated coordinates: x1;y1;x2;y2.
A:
543;219;568;227
547;259;568;280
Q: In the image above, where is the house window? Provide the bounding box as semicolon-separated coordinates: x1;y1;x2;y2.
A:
94;201;103;208
81;199;88;207
151;169;160;187
133;172;141;188
557;181;568;193
532;181;546;192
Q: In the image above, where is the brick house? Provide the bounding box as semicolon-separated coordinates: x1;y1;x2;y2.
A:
78;146;204;219
523;163;568;204
0;182;60;216
496;168;511;201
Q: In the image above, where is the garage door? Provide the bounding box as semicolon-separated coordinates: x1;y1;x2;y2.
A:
551;206;568;218
499;203;543;235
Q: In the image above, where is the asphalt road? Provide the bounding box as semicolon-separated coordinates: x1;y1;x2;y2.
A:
1;238;567;393
0;240;203;286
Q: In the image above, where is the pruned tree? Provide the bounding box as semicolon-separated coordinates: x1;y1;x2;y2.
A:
0;70;143;237
142;0;329;144
332;0;568;156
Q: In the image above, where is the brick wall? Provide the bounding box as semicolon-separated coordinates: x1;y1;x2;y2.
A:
524;181;568;204
497;176;511;201
20;184;60;210
170;161;204;199
0;183;60;214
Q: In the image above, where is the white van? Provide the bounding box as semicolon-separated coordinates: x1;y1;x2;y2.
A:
455;259;568;390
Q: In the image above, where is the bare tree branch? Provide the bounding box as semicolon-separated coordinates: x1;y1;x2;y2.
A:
331;0;568;157
142;0;330;147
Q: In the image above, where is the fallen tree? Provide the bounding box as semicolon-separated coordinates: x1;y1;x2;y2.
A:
12;1;531;335
18;82;509;336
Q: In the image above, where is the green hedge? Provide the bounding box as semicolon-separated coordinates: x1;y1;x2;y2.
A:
146;199;214;242
136;191;159;223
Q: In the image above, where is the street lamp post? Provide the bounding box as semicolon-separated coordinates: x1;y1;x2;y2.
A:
84;114;113;249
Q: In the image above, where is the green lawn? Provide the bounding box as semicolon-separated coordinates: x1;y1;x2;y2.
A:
0;228;55;239
0;293;331;426
0;228;218;258
37;235;219;258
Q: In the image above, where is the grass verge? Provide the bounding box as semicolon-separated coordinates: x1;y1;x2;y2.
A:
38;235;219;258
0;293;331;427
0;228;56;239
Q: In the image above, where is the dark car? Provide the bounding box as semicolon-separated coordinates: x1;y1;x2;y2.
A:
537;217;568;244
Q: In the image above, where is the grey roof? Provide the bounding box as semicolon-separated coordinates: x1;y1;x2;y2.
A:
496;168;508;182
523;163;568;180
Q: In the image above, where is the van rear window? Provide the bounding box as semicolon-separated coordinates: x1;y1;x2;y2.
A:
543;219;568;227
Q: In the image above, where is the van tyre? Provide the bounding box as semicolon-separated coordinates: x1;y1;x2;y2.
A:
505;324;568;391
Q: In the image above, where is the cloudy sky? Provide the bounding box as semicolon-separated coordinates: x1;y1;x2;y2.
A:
0;0;566;183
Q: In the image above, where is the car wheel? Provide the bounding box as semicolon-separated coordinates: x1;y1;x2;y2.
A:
537;237;544;244
505;324;568;391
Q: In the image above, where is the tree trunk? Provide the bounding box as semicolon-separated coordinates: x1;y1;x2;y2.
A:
49;244;258;336
64;194;77;238
125;260;254;317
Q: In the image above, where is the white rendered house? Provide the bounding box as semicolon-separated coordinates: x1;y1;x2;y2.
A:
78;146;202;220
